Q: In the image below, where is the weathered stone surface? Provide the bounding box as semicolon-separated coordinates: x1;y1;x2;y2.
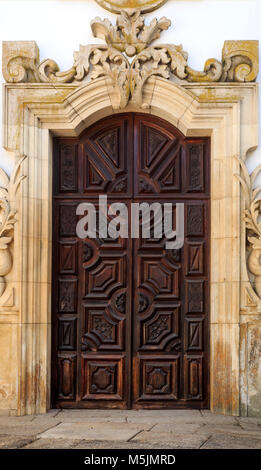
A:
200;410;238;425
23;438;81;449
131;431;209;449
74;440;193;449
0;434;34;449
0;411;261;449
151;423;204;433
38;422;149;441
202;433;261;449
0;423;59;437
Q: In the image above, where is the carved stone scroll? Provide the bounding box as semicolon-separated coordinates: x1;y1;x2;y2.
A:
2;41;40;83
0;157;26;298
2;10;259;109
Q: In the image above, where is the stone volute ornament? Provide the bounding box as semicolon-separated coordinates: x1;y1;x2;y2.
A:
0;157;25;297
2;9;259;109
235;158;261;298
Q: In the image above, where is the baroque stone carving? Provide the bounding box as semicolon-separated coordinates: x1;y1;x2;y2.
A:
2;11;258;110
235;158;261;298
0;157;25;297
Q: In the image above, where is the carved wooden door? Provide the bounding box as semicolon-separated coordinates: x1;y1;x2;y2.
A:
52;113;210;409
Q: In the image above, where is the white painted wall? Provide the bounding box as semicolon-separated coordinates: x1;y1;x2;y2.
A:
0;0;260;175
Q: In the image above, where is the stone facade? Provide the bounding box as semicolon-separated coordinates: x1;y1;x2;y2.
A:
0;3;261;416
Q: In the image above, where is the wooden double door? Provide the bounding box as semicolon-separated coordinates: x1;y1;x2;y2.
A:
52;113;210;409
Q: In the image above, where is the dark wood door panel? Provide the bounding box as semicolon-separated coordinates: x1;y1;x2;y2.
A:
52;113;210;409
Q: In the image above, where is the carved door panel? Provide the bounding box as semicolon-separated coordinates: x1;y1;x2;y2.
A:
132;115;210;408
52;113;210;409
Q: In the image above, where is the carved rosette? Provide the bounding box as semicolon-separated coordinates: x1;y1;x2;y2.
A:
235;157;261;298
0;157;26;297
2;11;258;110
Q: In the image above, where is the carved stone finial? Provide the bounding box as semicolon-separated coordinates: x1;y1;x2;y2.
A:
0;157;26;297
2;11;259;110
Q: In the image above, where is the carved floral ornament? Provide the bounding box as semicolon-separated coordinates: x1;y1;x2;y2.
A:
0;158;26;298
235;158;261;299
2;9;259;109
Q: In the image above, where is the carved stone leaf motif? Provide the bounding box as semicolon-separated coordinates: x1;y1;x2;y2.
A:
0;157;26;297
234;157;261;299
2;13;258;109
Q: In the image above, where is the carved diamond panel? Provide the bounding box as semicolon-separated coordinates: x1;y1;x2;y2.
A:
139;256;179;299
82;306;125;351
86;257;125;299
140;307;179;350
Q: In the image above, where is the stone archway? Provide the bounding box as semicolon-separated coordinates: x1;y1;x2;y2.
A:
0;73;259;416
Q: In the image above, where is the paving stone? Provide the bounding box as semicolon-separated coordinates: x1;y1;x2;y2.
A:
239;422;261;432
201;424;261;437
129;411;203;424
131;431;209;449
59;410;128;419
0;434;35;449
23;438;81;449
0;423;61;437
0;415;35;425
38;422;149;441
200;411;237;425
201;433;261;449
152;423;204;433
75;440;191;449
60;416;127;423
239;417;261;426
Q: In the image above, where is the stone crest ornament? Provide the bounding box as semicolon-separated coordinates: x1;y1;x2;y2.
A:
94;0;167;13
235;157;261;298
2;9;258;110
0;157;26;297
